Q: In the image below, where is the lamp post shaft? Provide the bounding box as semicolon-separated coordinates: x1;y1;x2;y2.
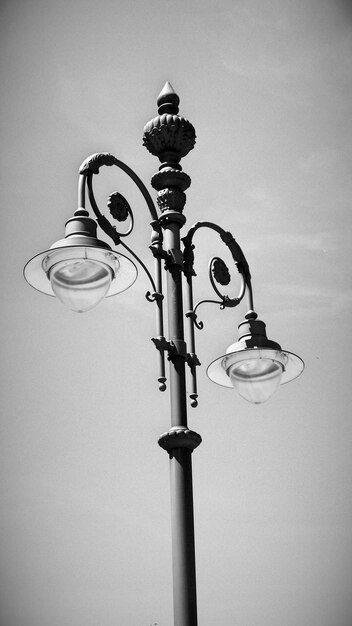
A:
170;448;198;626
163;218;198;626
143;83;200;626
163;221;188;429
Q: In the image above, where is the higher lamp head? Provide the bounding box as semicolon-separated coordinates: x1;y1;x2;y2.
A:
23;209;137;312
207;311;304;404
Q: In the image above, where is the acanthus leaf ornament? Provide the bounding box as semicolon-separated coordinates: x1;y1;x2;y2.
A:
212;258;231;286
79;152;117;175
107;192;130;222
143;82;196;165
220;230;251;283
143;114;196;160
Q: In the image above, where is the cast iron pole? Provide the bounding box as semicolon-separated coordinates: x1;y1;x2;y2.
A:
143;84;201;626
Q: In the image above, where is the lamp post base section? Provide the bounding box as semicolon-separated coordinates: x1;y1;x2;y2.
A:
159;428;201;626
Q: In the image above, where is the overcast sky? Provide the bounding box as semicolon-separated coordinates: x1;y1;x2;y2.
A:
1;1;352;625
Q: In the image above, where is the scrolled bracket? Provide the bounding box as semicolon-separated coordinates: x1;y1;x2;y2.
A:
146;291;164;304
209;256;246;307
151;337;175;367
149;243;169;264
220;295;242;309
151;337;189;362
164;248;185;271
185;310;204;331
151;336;191;394
151;336;173;392
182;221;253;320
79;152;158;217
186;352;201;370
80;156;163;298
86;171;134;243
79;151;158;230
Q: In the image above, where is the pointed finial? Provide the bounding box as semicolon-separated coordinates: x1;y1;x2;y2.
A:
157;81;180;114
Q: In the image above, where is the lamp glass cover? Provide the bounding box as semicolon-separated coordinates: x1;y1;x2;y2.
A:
50;258;113;312
228;358;283;404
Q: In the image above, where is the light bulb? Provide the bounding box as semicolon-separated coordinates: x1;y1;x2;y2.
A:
228;358;283;404
50;258;113;312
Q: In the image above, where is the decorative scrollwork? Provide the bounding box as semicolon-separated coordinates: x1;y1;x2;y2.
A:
209;256;245;306
211;258;231;286
85;169;135;243
185;310;204;331
219;296;241;309
79;152;158;222
79;152;117;175
106;192;134;238
182;221;253;332
146;291;164;303
78;152;160;297
107;192;130;222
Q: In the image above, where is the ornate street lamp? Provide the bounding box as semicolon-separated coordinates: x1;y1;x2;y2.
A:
24;82;304;626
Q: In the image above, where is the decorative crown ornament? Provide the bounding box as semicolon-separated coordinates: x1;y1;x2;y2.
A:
143;82;196;163
143;82;196;215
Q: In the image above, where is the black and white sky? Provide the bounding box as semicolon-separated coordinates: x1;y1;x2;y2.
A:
1;1;352;625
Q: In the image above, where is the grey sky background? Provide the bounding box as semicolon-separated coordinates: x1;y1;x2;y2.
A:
1;0;352;625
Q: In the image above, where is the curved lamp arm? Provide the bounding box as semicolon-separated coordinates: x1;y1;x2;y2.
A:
182;221;254;319
79;152;158;221
77;152;161;296
181;221;254;409
78;153;167;392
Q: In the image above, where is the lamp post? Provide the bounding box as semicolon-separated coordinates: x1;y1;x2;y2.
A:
24;82;304;626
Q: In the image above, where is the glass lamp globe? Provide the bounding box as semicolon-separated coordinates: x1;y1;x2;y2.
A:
49;257;113;313
23;209;137;312
227;352;284;404
207;312;304;404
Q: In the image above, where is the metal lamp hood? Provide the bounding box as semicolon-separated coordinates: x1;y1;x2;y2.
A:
23;209;137;311
207;311;304;403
